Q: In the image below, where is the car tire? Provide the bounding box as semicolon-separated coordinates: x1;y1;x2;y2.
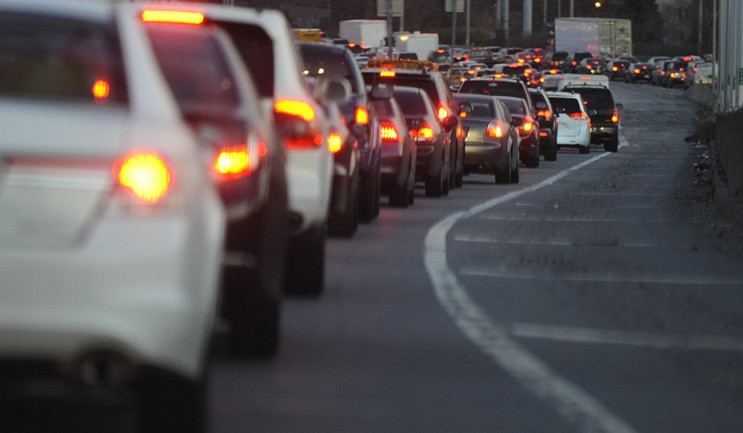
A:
389;175;411;208
495;154;511;184
579;145;590;154
227;291;280;357
284;223;325;297
544;137;558;161
524;142;540;168
358;160;380;223
425;157;445;197
511;155;520;184
604;138;619;152
327;169;359;238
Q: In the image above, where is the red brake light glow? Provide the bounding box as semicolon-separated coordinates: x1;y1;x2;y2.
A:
486;121;504;138
437;106;449;122
92;79;110;100
213;145;251;181
537;109;552;121
115;151;172;203
141;10;205;25
569;112;588;120
355;106;369;125
380;69;395;78
380;121;399;142
411;122;434;141
327;132;343;153
274;99;315;122
611;109;619;124
522;120;533;132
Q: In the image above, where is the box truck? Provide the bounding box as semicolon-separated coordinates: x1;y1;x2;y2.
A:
395;32;439;61
554;17;632;58
339;19;387;49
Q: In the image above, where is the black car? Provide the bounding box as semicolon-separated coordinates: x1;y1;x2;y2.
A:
579;57;607;75
528;87;558;161
455;93;520;184
625;63;652;83
567;52;593;72
459;77;536;114
362;66;465;189
148;22;288;356
369;85;417;207
393;86;452;197
563;84;622;152
607;60;631;80
495;96;541;168
299;43;382;223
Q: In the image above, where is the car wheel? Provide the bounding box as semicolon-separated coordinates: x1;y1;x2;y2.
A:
525;141;540;168
604;138;619;152
284;223;325;296
358;163;379;223
226;291;280;357
442;158;450;196
511;155;520;184
544;137;558;161
495;152;511;184
389;175;411;208
425;156;445;197
579;145;590;154
327;169;359;238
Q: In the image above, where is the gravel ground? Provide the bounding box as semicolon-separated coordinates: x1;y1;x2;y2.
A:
673;137;743;255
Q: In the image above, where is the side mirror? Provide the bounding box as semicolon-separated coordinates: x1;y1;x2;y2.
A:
458;102;473;117
589;109;598;116
615;103;624;111
443;114;458;129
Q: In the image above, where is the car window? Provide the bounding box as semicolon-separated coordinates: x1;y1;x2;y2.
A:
498;98;526;115
147;27;239;112
0;12;127;104
459;81;523;99
394;90;427;115
215;22;275;98
567;88;613;110
550;97;581;114
299;45;358;93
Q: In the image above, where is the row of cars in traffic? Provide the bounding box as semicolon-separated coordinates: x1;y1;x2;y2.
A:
0;3;624;431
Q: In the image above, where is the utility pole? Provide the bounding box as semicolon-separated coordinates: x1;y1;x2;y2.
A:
523;0;532;37
698;0;703;55
570;0;574;17
542;0;547;29
503;0;509;42
466;0;471;46
495;0;502;43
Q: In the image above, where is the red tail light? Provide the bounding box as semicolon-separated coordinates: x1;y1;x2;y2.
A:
586;65;593;70
539;131;548;137
274;99;315;122
611;109;619;124
437;106;449;122
92;79;110;101
634;68;640;74
569;112;588;120
327;132;343;153
380;69;396;78
486;121;504;138
141;10;205;25
212;145;252;181
537;109;552;121
410;122;435;141
354;106;369;125
114;151;172;204
380;121;399;143
612;66;618;72
520;118;534;135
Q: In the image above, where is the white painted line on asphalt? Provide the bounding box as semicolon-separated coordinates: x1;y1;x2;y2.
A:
425;149;639;433
459;266;743;286
484;215;621;222
512;323;743;353
453;234;655;248
572;192;665;196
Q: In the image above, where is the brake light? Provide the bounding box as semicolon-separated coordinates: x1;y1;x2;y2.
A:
274;99;315;122
212;145;252;181
380;121;399;143
634;68;640;74
522;119;534;133
410;122;434;141
539;131;548;137
327;132;343;153
141;9;205;25
92;79;110;100
354;106;369;125
114;151;172;204
537;109;552;120
586;65;593;70
380;69;395;78
437;106;449;122
486;121;504;138
569;112;588;120
611;109;619;124
612;66;618;71
572;61;577;66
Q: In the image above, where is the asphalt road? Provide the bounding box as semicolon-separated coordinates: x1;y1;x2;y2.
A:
210;82;743;433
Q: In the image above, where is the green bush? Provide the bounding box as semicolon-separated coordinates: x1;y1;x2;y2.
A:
694;104;716;144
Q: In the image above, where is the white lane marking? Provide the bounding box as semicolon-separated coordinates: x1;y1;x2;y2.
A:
459;266;743;286
512;323;743;353
425;148;639;432
453;234;655;248
483;215;668;223
572;192;665;196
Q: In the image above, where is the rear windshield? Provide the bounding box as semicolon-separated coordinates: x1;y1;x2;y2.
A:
566;87;614;109
147;27;239;112
394;90;427;115
459;80;525;99
0;12;127;104
299;45;359;92
497;98;526;115
365;73;440;105
217;22;274;98
550;97;581;114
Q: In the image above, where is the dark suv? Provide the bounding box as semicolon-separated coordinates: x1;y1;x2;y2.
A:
528;87;558;161
563;85;622;152
362;66;465;188
299;43;382;223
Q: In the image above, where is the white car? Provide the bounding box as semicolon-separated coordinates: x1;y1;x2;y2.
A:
156;2;334;296
548;91;592;154
0;1;225;431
